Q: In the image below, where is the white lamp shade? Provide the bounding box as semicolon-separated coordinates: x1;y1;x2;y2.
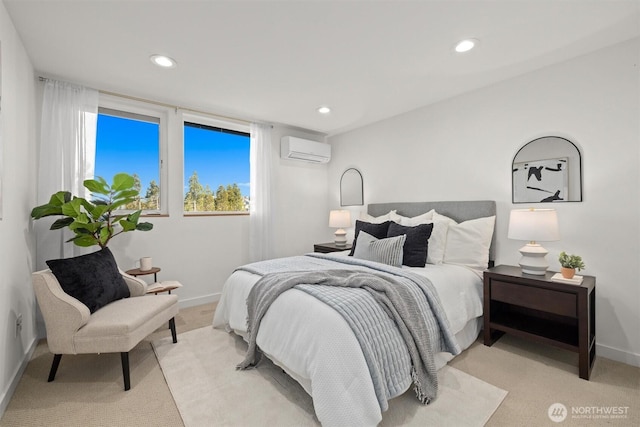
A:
508;208;559;242
329;210;351;228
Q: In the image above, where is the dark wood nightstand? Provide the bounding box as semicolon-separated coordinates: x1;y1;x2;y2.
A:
314;242;352;253
483;265;596;380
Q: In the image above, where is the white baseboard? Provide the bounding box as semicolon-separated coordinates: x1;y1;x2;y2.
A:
0;337;38;419
178;292;220;309
596;343;640;368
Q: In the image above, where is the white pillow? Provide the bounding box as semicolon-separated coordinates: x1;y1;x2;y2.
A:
352;231;406;267
390;209;435;226
359;210;396;224
425;220;449;265
389;210;446;264
432;211;457;225
435;213;496;270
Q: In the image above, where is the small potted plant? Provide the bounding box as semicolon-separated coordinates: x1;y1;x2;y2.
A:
558;251;586;279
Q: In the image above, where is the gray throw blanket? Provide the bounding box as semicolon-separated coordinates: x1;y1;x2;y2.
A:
237;268;454;405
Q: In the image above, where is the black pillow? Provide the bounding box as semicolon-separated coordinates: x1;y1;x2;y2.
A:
387;222;434;267
349;220;392;256
46;247;130;313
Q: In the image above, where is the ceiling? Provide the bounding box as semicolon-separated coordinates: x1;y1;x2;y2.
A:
4;1;639;136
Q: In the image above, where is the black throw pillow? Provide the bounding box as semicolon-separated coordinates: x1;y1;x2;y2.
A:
46;247;130;313
387;222;434;267
349;220;392;256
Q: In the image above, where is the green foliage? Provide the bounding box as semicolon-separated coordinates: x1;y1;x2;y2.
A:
123;174;161;211
183;171;247;212
31;173;154;248
558;251;586;271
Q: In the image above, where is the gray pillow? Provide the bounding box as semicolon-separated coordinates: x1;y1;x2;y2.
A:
352;231;406;267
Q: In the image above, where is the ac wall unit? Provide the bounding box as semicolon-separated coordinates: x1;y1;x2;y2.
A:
280;136;331;163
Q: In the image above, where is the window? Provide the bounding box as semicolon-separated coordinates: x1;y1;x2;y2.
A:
94;96;168;213
183;117;250;214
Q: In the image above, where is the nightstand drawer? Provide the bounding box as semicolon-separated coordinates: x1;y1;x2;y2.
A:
491;280;577;318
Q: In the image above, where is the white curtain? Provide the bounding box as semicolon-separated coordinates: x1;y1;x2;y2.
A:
249;123;274;262
36;79;99;267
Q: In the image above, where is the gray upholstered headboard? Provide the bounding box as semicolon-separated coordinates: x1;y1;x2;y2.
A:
368;200;497;263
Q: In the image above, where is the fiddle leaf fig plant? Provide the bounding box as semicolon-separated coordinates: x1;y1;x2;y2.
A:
558;251;586;271
31;173;153;248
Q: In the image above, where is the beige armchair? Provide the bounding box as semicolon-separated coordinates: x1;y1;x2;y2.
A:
32;269;179;390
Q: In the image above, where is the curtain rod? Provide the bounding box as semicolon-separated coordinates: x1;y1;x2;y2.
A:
38;76;255;127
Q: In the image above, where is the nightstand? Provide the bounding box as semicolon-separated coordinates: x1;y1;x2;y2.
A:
314;242;353;253
483;265;596;380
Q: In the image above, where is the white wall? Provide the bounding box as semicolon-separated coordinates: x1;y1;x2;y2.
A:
270;126;331;257
0;0;38;416
328;38;640;366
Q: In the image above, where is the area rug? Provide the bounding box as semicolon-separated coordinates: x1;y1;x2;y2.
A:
152;326;507;426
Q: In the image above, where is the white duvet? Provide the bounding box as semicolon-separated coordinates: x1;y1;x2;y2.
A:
212;255;483;426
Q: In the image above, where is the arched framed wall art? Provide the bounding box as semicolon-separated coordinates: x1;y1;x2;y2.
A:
512;136;583;203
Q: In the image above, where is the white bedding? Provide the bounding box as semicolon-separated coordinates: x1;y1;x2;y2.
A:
212;256;483;426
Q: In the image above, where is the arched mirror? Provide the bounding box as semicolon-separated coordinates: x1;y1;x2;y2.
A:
512;136;582;203
340;168;363;206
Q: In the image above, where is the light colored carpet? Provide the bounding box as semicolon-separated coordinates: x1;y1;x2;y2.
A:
3;302;638;426
152;326;508;426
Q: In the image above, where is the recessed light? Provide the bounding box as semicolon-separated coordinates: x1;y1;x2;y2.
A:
318;106;331;114
150;54;177;68
454;39;478;53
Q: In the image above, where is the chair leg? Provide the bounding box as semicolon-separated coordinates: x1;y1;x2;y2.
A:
169;317;177;343
48;354;62;382
121;352;130;391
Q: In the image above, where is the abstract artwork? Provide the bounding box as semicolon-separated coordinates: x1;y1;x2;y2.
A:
513;157;568;203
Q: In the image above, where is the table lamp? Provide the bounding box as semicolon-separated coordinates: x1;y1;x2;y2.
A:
508;208;559;275
329;210;351;246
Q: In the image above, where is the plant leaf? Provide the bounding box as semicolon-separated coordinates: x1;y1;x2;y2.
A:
127;210;141;224
99;227;111;244
61;198;84;218
70;235;98;247
31;204;63;219
84;179;110;195
119;219;137;232
87;204;108;220
112;173;135;191
110;199;135;211
113;189;139;200
136;222;154;231
49;191;72;206
50;217;74;230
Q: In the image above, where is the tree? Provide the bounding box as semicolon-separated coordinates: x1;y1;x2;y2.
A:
202;185;216;211
215;185;229;211
144;180;160;210
184;171;204;211
226;184;245;211
124;173;142;209
214;184;245;211
183;170;247;212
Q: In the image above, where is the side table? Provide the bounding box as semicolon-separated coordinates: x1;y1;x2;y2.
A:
314;242;353;253
483;265;596;380
125;266;161;282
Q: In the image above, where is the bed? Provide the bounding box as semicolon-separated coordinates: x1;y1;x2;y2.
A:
213;200;496;426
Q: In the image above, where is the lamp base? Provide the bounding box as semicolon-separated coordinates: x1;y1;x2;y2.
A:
334;229;347;246
518;243;549;275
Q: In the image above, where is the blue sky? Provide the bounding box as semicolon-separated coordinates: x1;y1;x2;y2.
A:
95;114;250;197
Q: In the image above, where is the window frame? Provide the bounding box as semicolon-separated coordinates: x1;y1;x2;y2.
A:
182;112;250;216
96;94;170;215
